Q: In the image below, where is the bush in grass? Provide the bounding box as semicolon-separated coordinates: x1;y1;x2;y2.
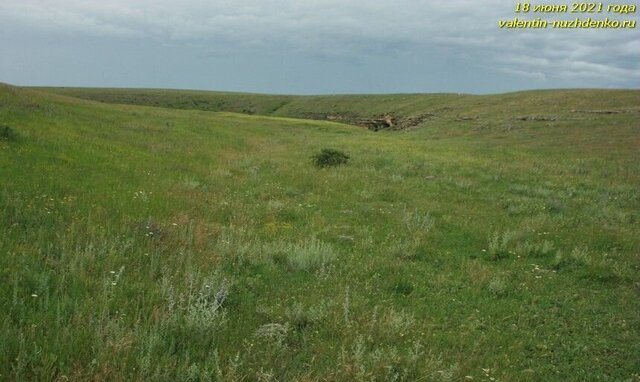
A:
312;148;349;168
0;125;17;141
487;230;518;260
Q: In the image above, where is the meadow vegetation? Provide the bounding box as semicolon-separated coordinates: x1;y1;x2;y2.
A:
1;83;639;380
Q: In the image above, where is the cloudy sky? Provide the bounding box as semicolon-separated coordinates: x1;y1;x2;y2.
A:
0;0;638;94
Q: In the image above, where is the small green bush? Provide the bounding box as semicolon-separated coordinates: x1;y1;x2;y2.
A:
0;125;17;141
312;148;349;168
391;280;414;296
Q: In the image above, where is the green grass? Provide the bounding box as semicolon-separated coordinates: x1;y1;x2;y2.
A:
2;83;639;380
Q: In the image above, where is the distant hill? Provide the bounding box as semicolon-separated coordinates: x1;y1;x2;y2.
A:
36;86;640;131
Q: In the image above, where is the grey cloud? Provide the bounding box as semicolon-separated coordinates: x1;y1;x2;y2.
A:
0;0;637;92
500;68;547;81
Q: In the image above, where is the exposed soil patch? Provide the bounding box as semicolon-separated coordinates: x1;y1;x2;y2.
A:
571;108;640;114
356;114;397;131
517;115;557;122
356;113;436;131
455;116;478;122
302;112;435;131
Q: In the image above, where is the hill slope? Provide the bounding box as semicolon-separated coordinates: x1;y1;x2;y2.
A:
38;86;640;130
2;84;639;380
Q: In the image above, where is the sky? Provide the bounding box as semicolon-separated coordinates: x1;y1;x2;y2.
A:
0;0;638;94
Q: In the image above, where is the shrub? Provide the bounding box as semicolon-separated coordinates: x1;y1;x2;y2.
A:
287;238;335;271
312;148;349;168
267;238;335;272
402;208;434;234
487;277;508;297
487;230;518;260
0;125;17;141
255;323;290;347
391;279;414;296
517;239;555;258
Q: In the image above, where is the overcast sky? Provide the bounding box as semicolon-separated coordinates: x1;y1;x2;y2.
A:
0;0;638;94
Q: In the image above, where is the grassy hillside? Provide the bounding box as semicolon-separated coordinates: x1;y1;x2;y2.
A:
2;84;640;380
39;87;640;130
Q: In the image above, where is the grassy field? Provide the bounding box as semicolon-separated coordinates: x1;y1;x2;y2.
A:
2;83;640;380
